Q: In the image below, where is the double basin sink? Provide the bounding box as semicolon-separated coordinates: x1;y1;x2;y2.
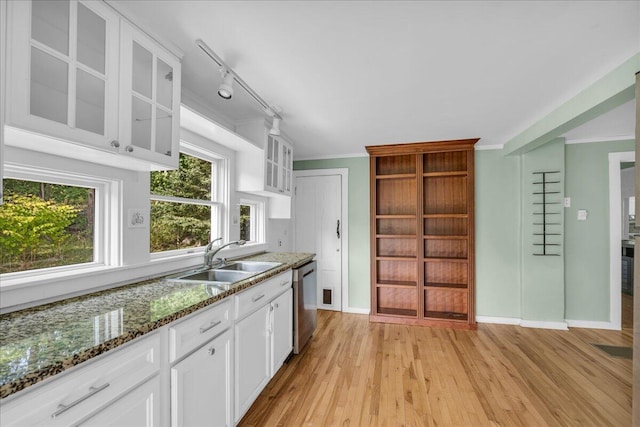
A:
166;261;282;292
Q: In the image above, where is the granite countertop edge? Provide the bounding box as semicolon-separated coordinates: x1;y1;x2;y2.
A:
0;252;315;399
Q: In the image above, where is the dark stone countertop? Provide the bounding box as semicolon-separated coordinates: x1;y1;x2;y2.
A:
0;252;315;399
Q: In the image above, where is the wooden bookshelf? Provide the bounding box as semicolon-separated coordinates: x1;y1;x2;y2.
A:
367;139;478;329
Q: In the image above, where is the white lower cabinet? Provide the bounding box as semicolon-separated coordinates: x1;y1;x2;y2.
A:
0;332;160;427
271;288;293;375
234;271;293;423
77;376;161;427
1;269;294;427
171;328;233;427
234;305;271;423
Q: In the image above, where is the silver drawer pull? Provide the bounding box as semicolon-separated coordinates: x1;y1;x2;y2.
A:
200;320;222;334
252;294;265;302
280;280;289;287
51;383;110;418
208;347;216;356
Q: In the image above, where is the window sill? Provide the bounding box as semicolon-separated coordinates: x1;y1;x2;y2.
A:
1;243;270;312
0;264;115;290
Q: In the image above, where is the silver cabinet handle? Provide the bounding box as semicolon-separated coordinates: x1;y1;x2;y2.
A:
51;383;110;418
125;145;134;152
110;140;120;148
274;303;279;308
200;320;222;334
337;219;341;239
208;347;216;356
252;294;265;302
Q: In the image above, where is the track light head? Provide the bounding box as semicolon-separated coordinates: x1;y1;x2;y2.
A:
218;70;234;100
269;117;281;136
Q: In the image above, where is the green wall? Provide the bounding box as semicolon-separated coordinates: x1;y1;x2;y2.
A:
474;150;522;318
564;139;635;321
294;139;635;323
294;157;370;310
521;139;566;323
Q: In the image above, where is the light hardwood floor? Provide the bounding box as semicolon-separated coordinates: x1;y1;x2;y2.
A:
239;310;632;427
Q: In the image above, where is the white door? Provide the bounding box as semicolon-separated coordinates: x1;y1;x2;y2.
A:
234;306;270;423
170;329;232;427
271;289;293;374
295;174;342;311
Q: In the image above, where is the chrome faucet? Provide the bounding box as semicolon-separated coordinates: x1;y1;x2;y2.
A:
203;239;246;268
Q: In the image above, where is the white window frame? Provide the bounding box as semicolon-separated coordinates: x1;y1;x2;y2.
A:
149;142;227;259
0;162;121;282
238;197;265;244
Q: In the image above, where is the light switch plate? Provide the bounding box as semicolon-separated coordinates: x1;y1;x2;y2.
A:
127;208;148;228
577;209;588;221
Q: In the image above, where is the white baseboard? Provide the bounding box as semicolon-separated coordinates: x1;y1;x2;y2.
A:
476;316;521;325
343;307;370;315
520;320;568;330
565;319;621;330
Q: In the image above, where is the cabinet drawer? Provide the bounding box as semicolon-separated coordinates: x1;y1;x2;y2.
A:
235;270;292;320
1;332;160;427
169;298;232;363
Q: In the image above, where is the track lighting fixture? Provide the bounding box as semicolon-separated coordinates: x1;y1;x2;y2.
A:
269;117;281;136
196;39;284;134
218;69;234;100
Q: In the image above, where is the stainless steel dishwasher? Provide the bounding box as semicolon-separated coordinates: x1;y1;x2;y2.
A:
293;260;317;354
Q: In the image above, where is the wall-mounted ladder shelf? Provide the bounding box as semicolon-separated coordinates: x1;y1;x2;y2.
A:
532;171;561;256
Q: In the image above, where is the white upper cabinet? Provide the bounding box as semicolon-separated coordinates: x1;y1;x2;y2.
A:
236;119;294;218
265;135;293;196
119;21;180;169
5;0;181;171
7;0;119;147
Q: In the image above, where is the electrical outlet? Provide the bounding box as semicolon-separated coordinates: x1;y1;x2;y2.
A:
564;197;571;208
127;209;147;228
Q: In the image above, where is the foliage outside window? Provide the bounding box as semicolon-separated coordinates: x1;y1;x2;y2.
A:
239;199;264;244
239;204;253;242
150;152;219;252
0;179;94;274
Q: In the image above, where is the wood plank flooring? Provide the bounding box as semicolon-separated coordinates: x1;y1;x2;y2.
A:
239;310;632;427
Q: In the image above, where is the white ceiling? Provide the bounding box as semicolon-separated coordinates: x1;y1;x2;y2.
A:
111;1;639;159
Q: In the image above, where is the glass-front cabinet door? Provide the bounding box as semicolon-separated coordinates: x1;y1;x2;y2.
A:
281;141;293;196
265;135;280;192
119;21;180;169
6;0;119;147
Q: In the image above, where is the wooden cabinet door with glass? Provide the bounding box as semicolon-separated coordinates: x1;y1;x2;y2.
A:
6;0;120;148
367;139;478;329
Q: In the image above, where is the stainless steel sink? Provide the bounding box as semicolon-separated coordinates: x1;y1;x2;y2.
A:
166;261;282;289
217;261;282;273
173;269;252;283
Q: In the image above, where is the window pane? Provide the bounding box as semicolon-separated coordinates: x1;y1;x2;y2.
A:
131;96;152;150
240;204;251;242
76;68;105;135
150;153;212;200
31;47;68;125
150;200;211;252
0;179;94;274
32;0;69;56
156;58;173;109
132;41;152;98
155;107;172;156
77;2;106;73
